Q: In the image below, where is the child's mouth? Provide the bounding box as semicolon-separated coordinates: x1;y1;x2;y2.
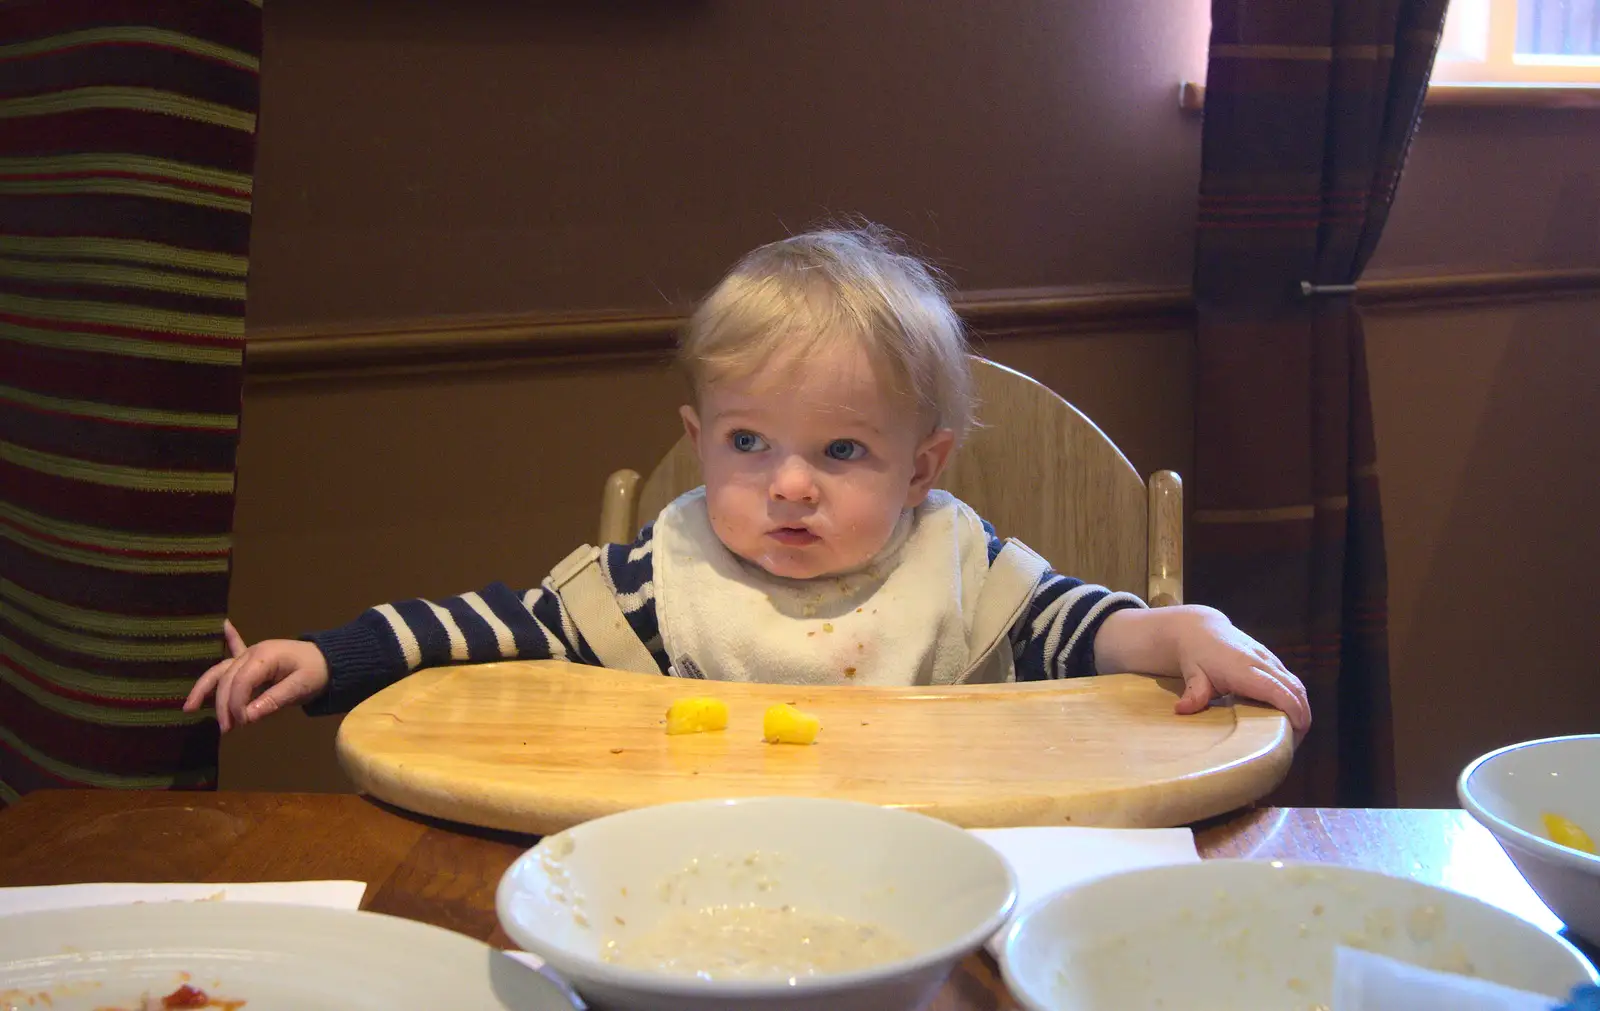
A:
768;526;820;547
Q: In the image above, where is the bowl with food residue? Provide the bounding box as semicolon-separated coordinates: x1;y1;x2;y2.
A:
1459;733;1600;943
999;860;1596;1010
496;796;1015;1011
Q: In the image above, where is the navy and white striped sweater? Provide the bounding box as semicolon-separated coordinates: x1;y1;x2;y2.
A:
304;519;1145;715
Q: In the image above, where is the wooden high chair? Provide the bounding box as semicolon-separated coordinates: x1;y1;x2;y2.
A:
597;356;1183;606
330;372;1287;841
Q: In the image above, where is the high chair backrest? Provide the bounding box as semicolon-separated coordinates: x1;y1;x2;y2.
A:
599;356;1182;604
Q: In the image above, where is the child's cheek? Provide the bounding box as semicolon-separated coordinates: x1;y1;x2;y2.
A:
706;491;758;546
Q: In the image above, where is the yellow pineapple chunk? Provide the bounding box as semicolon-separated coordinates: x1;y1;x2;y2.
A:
664;697;729;736
763;703;820;745
1542;812;1597;854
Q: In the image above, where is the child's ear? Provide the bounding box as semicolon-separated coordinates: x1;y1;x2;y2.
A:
679;405;703;459
905;428;956;507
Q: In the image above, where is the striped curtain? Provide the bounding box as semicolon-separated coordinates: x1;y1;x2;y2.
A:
0;1;260;802
1192;0;1446;806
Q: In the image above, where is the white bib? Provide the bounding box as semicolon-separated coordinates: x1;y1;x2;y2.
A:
653;488;1011;686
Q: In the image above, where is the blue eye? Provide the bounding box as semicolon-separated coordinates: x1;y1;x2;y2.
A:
730;430;768;453
825;439;867;461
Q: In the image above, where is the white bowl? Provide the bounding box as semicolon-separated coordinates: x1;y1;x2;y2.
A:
1459;733;1600;943
1000;860;1597;1011
495;796;1016;1011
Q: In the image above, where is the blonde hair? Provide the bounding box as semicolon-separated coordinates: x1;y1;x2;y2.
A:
679;224;975;442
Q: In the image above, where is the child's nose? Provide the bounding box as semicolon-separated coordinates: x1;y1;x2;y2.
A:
770;457;819;503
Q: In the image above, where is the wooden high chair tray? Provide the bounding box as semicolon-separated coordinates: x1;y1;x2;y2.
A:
335;660;1293;836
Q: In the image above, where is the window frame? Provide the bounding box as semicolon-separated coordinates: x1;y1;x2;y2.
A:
1432;0;1600;85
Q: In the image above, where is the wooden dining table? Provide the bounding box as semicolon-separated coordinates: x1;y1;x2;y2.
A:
0;791;1593;1009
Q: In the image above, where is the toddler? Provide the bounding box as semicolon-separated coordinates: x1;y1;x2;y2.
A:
186;226;1310;736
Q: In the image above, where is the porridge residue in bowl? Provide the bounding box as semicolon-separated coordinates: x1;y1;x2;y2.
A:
601;903;912;980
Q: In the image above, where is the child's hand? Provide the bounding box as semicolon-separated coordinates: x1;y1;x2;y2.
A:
1169;608;1310;735
1096;605;1311;733
182;620;330;732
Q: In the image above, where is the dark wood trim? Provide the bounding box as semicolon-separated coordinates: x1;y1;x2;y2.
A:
246;308;682;377
244;286;1195;377
1360;267;1600;310
1179;80;1600;112
245;269;1599;379
1428;84;1600;109
962;286;1194;336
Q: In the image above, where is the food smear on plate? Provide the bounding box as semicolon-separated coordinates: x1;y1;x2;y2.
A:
98;983;246;1010
762;703;820;745
601;903;910;980
1542;812;1597;854
664;697;729;736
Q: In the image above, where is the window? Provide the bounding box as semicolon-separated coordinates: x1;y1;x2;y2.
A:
1432;0;1600;85
1178;0;1600;109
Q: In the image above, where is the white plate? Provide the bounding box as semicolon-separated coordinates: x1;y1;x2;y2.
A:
0;901;580;1011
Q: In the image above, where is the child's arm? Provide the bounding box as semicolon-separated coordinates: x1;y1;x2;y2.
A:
995;524;1309;734
1092;605;1310;734
998;527;1148;681
186;527;667;730
1009;571;1148;680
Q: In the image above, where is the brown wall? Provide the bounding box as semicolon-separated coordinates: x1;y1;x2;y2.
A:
244;0;1210;325
1374;107;1600;273
1365;295;1600;807
1366;103;1600;805
224;0;1600;804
